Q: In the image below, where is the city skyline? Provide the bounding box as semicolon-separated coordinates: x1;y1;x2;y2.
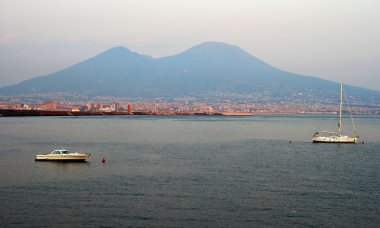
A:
1;0;380;91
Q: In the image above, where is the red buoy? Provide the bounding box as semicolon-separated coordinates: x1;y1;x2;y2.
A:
101;157;106;163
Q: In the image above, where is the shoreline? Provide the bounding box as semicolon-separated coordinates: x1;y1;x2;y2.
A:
0;109;254;117
1;109;376;117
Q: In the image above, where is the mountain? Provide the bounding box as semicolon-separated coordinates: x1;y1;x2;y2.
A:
0;47;155;96
1;41;379;101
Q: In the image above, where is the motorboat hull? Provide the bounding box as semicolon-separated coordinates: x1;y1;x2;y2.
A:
35;154;90;161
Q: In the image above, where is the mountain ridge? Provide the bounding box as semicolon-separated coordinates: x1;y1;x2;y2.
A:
1;41;379;101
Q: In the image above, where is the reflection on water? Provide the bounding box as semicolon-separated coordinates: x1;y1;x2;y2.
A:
35;161;90;173
0;115;379;227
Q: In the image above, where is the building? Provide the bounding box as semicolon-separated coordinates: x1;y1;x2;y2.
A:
35;101;57;110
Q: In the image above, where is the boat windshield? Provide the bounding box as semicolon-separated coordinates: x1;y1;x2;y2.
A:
52;150;69;154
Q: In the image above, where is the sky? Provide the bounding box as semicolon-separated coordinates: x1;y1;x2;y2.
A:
0;0;379;91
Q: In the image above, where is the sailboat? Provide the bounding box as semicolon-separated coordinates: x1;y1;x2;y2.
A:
312;83;359;143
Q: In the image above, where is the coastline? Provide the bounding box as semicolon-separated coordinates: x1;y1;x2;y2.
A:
2;109;376;117
0;109;254;117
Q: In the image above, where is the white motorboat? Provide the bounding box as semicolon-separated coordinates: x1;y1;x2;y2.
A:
35;149;90;161
312;83;359;143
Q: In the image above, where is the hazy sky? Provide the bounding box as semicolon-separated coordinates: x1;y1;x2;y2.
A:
1;0;379;91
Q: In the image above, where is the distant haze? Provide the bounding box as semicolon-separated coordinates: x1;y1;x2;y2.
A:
0;0;379;91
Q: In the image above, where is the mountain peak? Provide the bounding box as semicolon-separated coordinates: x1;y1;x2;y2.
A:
192;41;237;48
185;41;240;54
99;46;132;56
91;46;152;63
173;41;262;66
108;46;131;52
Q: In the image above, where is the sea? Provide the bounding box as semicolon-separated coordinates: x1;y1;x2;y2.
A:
0;115;379;227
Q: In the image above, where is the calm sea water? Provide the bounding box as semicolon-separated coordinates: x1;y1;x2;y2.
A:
0;115;379;227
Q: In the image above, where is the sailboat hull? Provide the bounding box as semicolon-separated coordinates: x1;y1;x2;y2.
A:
312;135;358;143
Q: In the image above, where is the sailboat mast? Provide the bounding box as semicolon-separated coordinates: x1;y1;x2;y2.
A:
338;83;343;134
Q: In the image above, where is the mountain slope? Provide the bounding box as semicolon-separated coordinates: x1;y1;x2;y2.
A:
1;41;379;100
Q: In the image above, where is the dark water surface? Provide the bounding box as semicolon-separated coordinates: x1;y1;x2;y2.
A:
0;115;379;227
